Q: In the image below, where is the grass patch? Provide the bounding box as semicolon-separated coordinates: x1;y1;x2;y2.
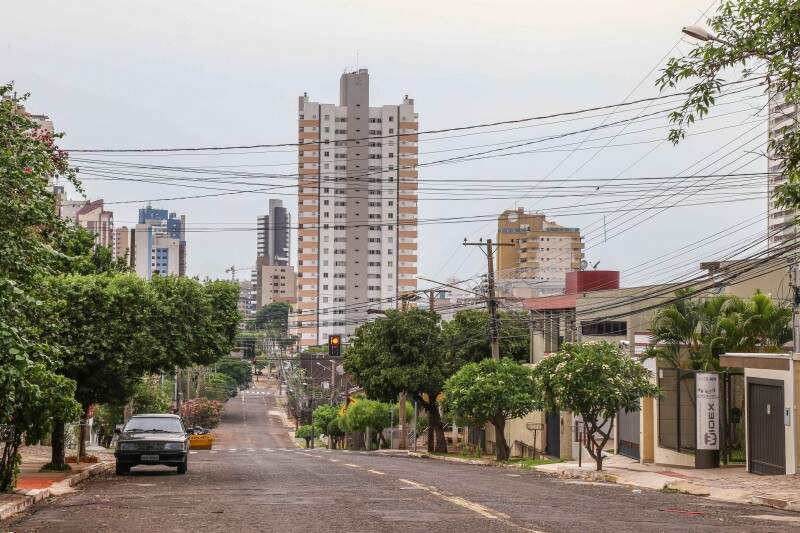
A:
504;457;562;469
660;484;682;494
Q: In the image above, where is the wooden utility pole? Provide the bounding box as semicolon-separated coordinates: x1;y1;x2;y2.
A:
463;238;513;360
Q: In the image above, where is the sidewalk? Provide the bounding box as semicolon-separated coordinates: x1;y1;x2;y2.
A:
0;445;114;521
533;454;800;513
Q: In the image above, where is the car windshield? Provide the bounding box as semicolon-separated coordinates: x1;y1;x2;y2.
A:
124;417;184;433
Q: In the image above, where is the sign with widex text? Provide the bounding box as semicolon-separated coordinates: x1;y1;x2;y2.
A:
696;372;720;450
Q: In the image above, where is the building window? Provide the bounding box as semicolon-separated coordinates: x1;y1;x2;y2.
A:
580;321;627;336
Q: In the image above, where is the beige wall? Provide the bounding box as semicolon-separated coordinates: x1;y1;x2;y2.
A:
257;263;297;308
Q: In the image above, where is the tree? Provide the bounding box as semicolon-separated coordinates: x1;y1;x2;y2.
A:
326;417;346;450
0;84;88;489
657;1;800;212
252;302;291;333
343;399;391;449
45;274;158;462
344;309;451;452
646;290;792;369
295;425;315;448
215;359;252;389
532;342;659;471
312;404;339;437
443;309;530;364
442;358;537;461
200;372;238;401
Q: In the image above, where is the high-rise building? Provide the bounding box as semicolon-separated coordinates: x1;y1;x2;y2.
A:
59;198;114;250
496;208;584;297
251;199;295;313
114;226;131;262
293;69;418;346
133;206;186;279
767;90;799;247
255;262;297;308
257;199;290;266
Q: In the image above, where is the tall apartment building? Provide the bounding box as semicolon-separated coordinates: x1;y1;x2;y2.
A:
257;199;290;265
496;208;584;297
294;69;419;347
252;199;296;310
59;198;114;250
133;206;187;279
767;90;799;247
114;226;131;262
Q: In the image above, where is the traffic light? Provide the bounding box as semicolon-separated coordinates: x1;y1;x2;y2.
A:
328;335;341;357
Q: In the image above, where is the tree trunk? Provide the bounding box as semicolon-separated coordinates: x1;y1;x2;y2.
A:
78;404;91;460
398;391;407;450
426;400;448;453
0;432;21;491
493;417;510;461
50;418;67;469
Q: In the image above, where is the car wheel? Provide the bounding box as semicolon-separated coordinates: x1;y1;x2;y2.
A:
176;457;187;474
115;461;130;476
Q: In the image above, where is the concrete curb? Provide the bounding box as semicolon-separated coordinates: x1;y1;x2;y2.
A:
537;464;800;514
0;461;114;522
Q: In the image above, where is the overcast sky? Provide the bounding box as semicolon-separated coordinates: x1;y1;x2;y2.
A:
3;0;768;287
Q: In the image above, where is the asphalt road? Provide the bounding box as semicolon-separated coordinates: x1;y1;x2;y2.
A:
7;382;800;533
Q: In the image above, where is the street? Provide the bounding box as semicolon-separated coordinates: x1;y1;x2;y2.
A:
5;384;800;533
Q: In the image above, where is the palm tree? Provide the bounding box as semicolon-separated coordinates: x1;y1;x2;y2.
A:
645;290;791;370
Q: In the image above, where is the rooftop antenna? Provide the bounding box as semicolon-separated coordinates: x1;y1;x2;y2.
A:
356;50;359;70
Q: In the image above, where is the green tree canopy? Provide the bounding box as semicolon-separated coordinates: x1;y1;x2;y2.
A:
215;358;252;389
312;404;339;435
646;290;791;370
532;342;659;471
657;1;800;211
343;309;451;452
252;301;291;333
443;309;530;364
0;84;90;489
442;358;537;460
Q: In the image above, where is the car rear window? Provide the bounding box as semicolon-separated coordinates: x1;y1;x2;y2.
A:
124;417;183;433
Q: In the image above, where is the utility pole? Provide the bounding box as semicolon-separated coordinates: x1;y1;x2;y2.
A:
463;238;514;359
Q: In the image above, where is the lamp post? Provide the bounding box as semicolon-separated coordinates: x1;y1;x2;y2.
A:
681;25;722;43
303;380;315;449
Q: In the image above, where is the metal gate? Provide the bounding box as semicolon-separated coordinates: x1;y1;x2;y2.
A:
747;378;785;475
545;412;560;457
617;407;640;460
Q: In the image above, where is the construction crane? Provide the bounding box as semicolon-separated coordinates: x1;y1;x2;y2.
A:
224;265;254;281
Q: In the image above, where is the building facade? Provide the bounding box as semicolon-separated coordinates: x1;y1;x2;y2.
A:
257;199;290;266
114;226;131;262
767;90;799;247
294;69;418;346
255;261;297;308
133;206;186;279
59;198;114;250
496;208;584;297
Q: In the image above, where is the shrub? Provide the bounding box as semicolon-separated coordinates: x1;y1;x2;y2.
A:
180;398;222;429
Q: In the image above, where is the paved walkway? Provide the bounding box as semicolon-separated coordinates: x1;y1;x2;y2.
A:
0;446;113;520
534;455;800;512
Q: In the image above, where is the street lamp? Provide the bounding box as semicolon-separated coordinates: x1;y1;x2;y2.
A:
682;25;721;43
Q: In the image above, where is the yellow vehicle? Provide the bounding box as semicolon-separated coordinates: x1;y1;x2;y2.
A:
188;432;214;450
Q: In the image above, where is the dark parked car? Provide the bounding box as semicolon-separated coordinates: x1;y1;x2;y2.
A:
114;414;190;475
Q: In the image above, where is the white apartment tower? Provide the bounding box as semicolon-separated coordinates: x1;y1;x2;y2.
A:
294;69;419;347
768;90;799;247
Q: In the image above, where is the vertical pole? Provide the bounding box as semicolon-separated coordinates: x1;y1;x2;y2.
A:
486;239;499;360
390;409;394;449
792;260;800;353
310;389;315;450
413;401;418;453
330;360;336;405
398;391;407;450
